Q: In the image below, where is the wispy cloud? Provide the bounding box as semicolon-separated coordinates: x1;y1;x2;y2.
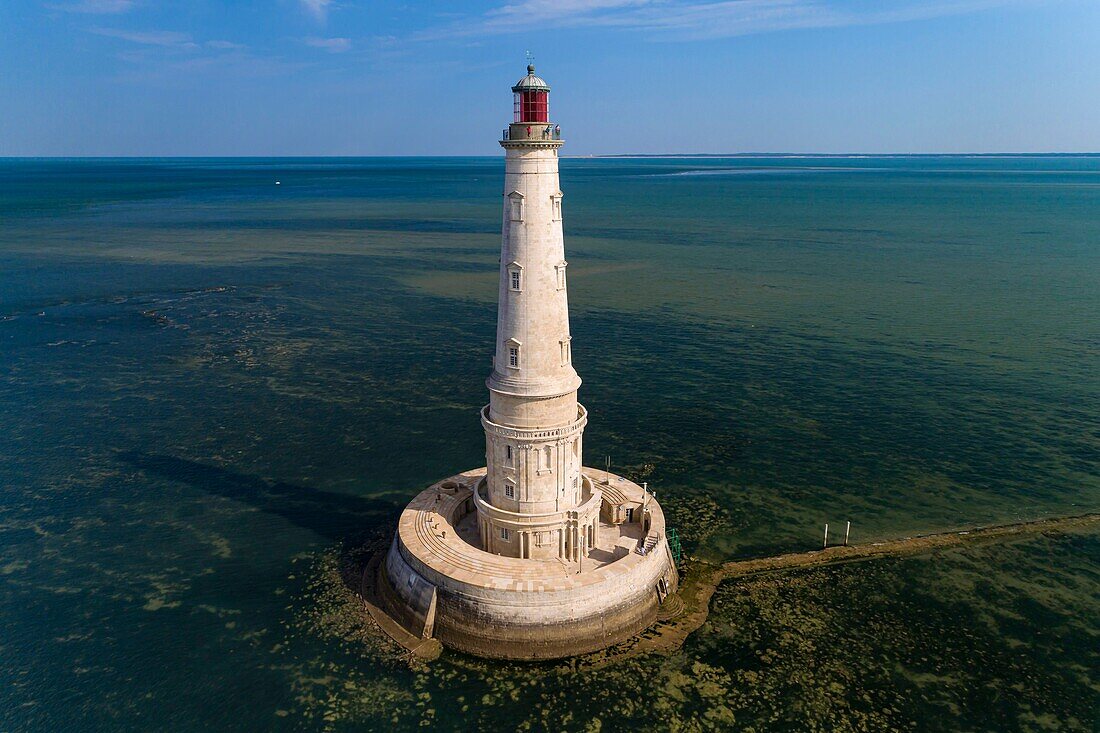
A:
303;36;351;52
206;40;247;50
90;27;198;48
300;0;333;21
48;0;137;13
418;0;1041;41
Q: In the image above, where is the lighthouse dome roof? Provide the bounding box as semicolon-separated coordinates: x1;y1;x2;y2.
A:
512;65;550;93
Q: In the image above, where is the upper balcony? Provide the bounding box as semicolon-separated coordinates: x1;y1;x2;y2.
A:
501;123;563;146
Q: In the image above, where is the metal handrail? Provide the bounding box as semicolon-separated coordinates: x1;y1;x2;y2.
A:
500;126;562;142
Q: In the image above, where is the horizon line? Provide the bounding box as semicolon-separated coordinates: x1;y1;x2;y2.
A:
3;152;1100;160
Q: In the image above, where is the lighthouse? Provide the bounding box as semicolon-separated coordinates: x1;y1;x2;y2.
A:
478;66;597;561
378;65;679;660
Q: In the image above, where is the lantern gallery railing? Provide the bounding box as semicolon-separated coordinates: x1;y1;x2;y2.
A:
502;125;562;142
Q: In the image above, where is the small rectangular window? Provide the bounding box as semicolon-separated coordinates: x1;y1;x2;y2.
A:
509;347;519;368
504;484;515;499
505;444;513;465
499;527;510;540
510;270;521;291
552;197;562;221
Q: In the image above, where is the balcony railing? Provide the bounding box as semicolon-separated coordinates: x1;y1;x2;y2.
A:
502;126;562;142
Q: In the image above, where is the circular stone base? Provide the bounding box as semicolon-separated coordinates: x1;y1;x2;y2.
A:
379;467;680;660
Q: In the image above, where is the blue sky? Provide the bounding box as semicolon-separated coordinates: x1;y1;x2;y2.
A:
2;0;1098;155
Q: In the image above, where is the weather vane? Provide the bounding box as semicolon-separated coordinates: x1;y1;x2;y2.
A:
526;50;535;65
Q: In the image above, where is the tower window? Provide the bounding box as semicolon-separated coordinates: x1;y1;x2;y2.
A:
499;527;510;540
506;262;523;292
555;263;567;290
509;347;519;368
551;195;563;222
559;337;571;366
508;192;524;221
505;444;513;465
543;446;552;471
504;482;515;499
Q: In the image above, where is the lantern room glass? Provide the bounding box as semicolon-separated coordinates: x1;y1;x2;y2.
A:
513;91;549;123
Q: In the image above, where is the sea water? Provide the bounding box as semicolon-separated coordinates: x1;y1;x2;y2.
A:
0;157;1097;730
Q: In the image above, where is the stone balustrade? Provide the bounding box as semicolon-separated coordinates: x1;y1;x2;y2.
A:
480;404;587;441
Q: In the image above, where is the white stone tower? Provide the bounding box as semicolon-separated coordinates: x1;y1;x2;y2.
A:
379;65;679;660
476;65;600;561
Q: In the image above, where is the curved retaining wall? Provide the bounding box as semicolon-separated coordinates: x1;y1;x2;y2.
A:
381;468;679;660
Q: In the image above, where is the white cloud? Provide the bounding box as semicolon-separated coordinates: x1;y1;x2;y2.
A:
419;0;1045;41
486;0;651;26
206;40;247;50
49;0;136;13
300;0;334;21
90;27;198;48
303;35;352;52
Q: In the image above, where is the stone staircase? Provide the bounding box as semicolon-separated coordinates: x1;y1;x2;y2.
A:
636;532;659;556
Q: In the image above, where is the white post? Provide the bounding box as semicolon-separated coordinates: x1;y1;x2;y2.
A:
844;520;851;547
823;523;829;549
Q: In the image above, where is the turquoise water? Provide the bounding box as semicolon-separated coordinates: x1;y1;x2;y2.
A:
0;157;1097;730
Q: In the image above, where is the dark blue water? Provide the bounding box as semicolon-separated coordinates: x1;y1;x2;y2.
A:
0;157;1097;731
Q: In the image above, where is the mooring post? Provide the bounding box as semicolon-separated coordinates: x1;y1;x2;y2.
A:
823;523;829;549
844;520;851;547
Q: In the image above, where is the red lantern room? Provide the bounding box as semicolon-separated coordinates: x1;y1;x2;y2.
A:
512;65;550;123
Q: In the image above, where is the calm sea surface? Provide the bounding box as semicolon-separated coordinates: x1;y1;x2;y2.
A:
0;157;1097;731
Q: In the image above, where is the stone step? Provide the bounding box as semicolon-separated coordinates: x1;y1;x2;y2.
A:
656;593;685;621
